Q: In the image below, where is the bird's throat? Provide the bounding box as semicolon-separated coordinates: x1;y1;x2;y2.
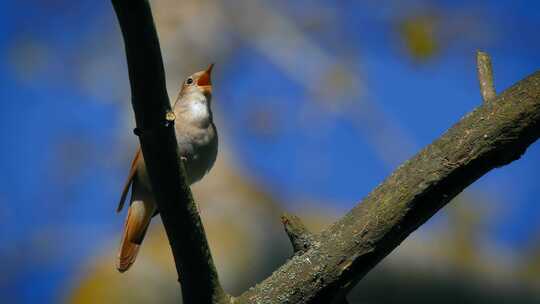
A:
185;99;211;127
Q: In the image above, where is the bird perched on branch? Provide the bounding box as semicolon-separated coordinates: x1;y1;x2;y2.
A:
116;64;218;273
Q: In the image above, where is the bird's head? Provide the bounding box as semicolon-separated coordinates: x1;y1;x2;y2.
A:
180;63;214;99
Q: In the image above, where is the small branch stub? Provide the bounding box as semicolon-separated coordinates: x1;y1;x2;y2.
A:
165;111;176;127
281;213;315;254
132;111;176;136
476;50;496;102
165;110;176;122
283;213;355;303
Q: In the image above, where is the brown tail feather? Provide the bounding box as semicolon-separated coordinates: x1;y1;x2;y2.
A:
117;239;140;273
117;199;154;272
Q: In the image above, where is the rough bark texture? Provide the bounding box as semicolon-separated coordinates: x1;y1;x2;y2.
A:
281;213;315;254
236;71;540;303
111;0;540;303
477;50;497;102
111;1;229;303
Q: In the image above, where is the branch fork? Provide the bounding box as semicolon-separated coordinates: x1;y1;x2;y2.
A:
281;213;315;254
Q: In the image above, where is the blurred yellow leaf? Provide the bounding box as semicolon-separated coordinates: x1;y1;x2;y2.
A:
398;14;439;61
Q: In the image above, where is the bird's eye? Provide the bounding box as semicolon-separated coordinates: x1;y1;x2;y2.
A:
186;78;194;85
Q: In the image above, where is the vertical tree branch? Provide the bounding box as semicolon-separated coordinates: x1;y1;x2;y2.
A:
477;50;496;102
111;1;229;303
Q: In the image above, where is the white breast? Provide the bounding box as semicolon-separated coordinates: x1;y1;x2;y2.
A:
188;99;209;122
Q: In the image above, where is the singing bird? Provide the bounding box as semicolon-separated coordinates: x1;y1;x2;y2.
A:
116;64;218;272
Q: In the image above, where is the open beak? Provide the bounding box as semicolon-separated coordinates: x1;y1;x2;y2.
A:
197;63;214;88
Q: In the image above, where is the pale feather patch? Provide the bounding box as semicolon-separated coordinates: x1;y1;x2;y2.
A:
187;97;210;123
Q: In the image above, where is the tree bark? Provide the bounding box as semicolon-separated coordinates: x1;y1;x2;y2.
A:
477;50;497;102
281;213;315;254
111;1;229;303
236;71;540;303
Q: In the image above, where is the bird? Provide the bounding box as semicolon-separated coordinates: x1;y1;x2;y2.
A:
116;64;218;273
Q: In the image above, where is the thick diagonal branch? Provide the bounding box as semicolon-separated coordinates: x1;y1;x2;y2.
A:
111;1;228;303
237;72;540;303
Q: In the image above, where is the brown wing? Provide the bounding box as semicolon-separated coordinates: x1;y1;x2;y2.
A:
116;148;142;213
